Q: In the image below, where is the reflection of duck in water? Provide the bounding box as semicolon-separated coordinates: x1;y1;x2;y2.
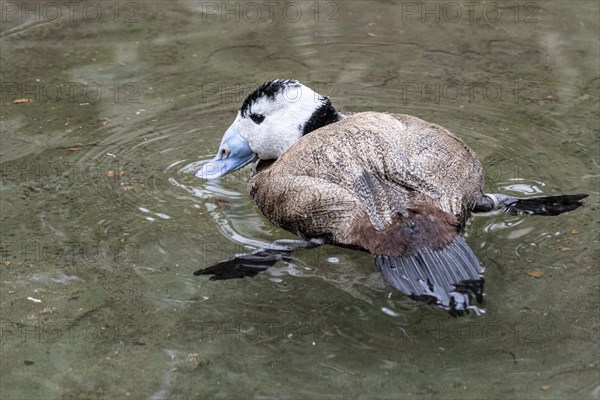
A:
194;79;586;315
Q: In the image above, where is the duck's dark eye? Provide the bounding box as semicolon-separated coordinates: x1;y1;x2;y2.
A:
250;113;265;124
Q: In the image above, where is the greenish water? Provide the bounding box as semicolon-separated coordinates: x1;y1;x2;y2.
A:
1;1;598;399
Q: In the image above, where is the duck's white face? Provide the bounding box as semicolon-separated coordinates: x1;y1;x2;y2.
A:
196;80;335;179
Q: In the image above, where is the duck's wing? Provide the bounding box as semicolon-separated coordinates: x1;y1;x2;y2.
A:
249;173;365;243
263;112;484;227
382;112;484;219
250;111;487;241
248;112;485;314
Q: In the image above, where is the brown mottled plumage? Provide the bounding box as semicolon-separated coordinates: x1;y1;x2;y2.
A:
194;79;586;315
249;112;483;257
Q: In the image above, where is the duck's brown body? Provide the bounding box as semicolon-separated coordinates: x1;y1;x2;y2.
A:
249;112;484;258
195;79;587;315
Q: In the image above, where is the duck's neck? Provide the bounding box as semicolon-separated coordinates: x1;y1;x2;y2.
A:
301;98;342;135
255;159;276;173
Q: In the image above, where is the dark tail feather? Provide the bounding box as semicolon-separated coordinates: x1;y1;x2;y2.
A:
474;193;588;216
375;236;484;316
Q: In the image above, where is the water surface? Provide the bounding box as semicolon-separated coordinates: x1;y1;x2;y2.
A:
1;1;598;399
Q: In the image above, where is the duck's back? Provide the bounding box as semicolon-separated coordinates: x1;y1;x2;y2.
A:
249;112;483;254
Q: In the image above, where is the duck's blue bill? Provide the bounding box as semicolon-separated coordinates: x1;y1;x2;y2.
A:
195;121;256;179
